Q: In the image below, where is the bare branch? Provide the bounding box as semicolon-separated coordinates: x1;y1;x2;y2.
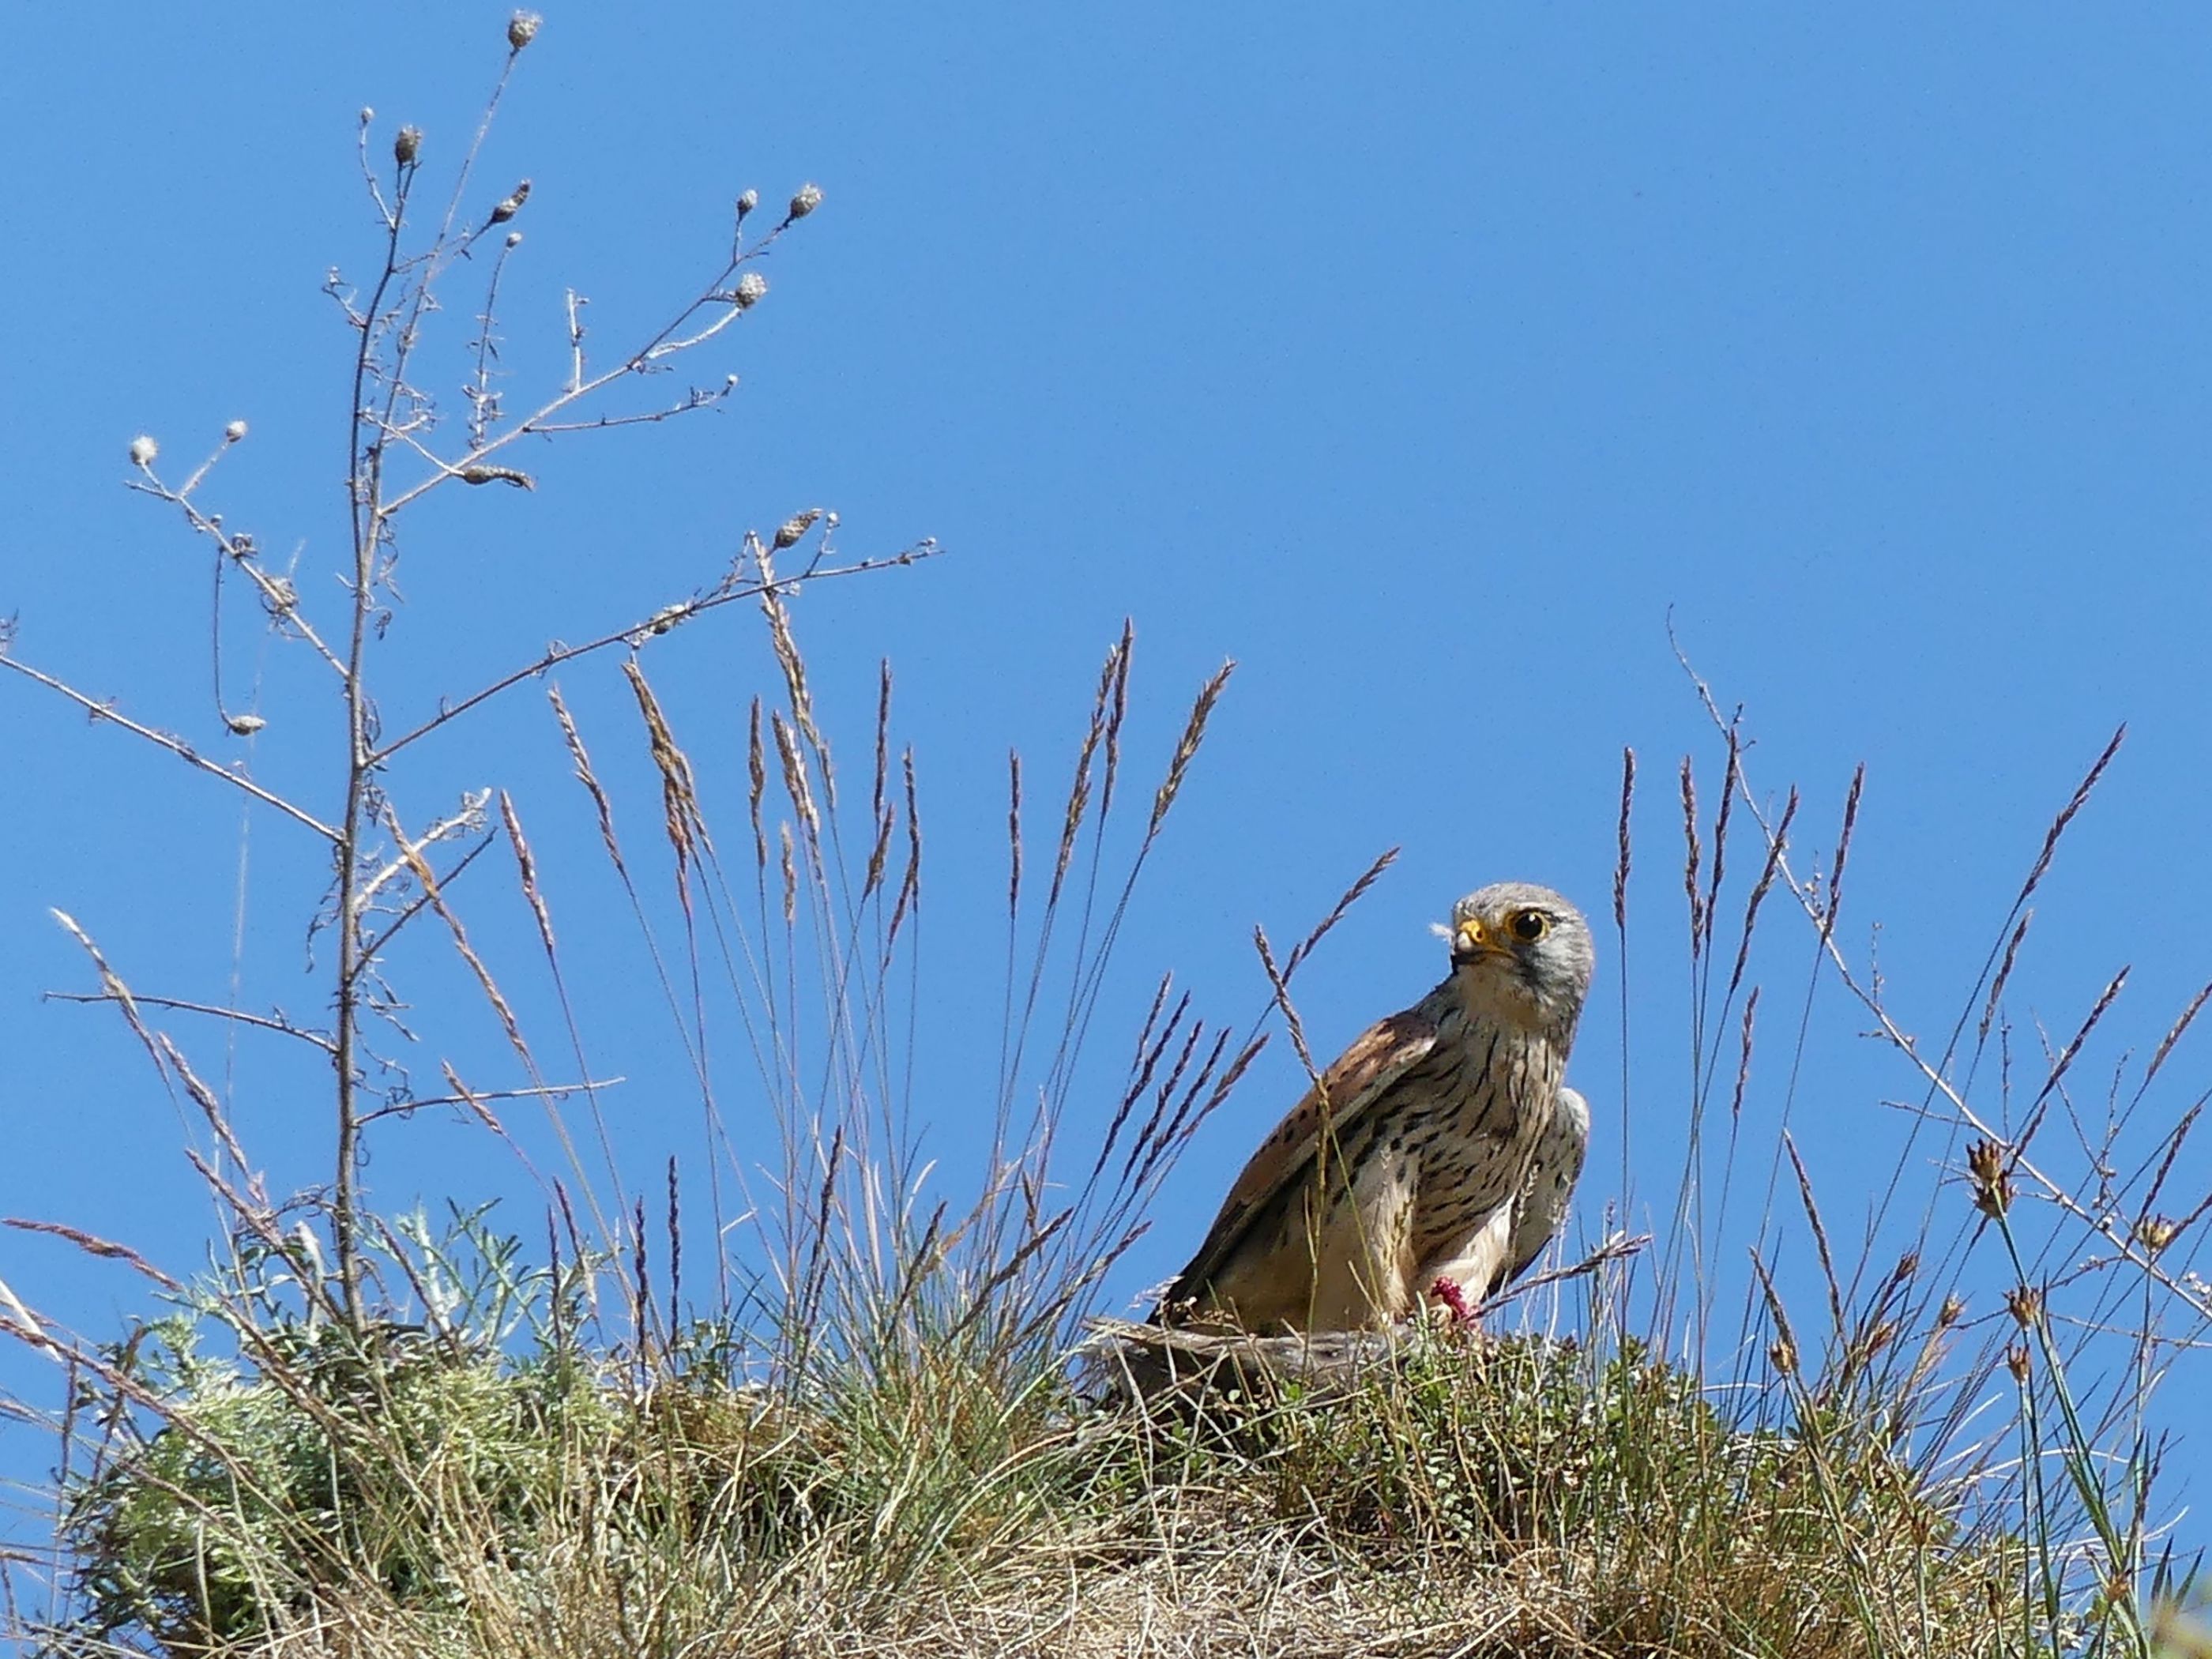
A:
367;545;937;764
354;791;491;919
358;832;498;965
525;379;737;433
372;209;817;522
0;652;337;841
44;992;337;1055
357;1078;625;1127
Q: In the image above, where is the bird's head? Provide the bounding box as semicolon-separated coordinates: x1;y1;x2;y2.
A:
1434;882;1594;1033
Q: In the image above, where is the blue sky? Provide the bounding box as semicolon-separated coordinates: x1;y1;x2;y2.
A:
6;3;2212;1582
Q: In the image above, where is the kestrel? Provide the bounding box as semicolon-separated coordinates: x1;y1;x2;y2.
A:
1157;882;1594;1334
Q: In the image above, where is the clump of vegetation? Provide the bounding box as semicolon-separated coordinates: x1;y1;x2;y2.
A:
3;14;2204;1658
40;1246;2037;1657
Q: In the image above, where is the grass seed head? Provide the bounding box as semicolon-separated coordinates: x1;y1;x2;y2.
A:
1968;1139;2012;1219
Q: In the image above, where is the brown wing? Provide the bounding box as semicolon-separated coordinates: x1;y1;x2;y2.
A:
1158;1004;1439;1314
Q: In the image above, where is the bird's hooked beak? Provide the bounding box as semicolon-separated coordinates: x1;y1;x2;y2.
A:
1449;916;1502;969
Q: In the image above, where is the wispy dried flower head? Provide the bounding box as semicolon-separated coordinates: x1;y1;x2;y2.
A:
128;434;159;468
394;126;423;167
2136;1214;2180;1257
736;188;759;220
508;10;541;49
2005;1285;2042;1329
490;180;531;224
224;419;248;443
734;271;769;309
505;231;523;250
2006;1341;2031;1384
226;714;267;736
1967;1139;2012;1220
788;182;823;221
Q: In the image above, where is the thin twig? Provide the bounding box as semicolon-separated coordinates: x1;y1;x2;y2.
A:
0;654;337;841
43;992;337;1055
368;547;935;764
357;1079;624;1127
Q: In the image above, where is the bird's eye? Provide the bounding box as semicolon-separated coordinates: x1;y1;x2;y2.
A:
1509;909;1549;943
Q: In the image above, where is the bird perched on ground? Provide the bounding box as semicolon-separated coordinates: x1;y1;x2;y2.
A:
1157;882;1594;1334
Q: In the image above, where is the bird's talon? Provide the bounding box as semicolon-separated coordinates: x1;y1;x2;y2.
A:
1428;1276;1477;1326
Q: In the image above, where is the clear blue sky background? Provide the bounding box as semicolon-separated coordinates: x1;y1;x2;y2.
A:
6;2;2212;1585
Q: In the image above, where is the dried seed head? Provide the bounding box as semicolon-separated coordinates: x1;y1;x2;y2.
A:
490;179;532;224
772;509;822;551
2135;1214;2180;1257
733;271;769;309
2004;1285;2041;1329
1967;1139;2012;1220
1768;1336;1797;1378
736;188;759;220
508;10;541;48
457;462;534;489
788;182;823;221
505;231;523;249
1938;1292;1966;1330
224;419;248;443
128;434;159;467
226;714;267;736
2005;1341;2032;1385
395;126;423;166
